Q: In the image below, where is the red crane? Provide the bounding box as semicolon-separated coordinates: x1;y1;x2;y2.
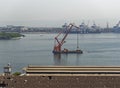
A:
53;23;83;54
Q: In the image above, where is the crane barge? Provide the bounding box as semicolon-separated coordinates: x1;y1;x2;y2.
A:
52;23;83;54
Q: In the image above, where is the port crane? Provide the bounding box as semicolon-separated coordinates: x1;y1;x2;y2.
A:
53;23;83;54
114;21;120;28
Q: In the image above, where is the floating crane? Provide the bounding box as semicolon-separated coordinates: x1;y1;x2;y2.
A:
52;23;83;54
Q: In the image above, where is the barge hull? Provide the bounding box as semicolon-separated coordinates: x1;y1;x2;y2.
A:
53;50;83;54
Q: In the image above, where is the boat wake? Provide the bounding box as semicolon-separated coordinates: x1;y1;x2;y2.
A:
87;49;120;53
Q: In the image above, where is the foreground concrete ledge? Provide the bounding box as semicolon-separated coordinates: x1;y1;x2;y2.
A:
23;66;120;75
25;74;120;76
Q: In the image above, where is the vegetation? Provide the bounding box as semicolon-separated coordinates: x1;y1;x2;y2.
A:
13;72;21;76
0;32;24;40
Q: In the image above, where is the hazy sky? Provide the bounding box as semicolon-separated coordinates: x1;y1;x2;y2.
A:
0;0;120;27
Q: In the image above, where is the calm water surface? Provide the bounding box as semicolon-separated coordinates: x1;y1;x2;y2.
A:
0;33;120;72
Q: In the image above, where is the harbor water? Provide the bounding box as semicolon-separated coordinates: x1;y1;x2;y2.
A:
0;33;120;72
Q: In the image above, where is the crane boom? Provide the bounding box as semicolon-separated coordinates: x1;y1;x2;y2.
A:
53;23;74;52
61;24;73;45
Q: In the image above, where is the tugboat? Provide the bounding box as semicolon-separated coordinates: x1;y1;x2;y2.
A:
52;23;83;54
